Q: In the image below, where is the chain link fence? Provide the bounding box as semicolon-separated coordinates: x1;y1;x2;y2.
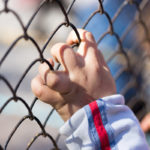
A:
0;0;150;149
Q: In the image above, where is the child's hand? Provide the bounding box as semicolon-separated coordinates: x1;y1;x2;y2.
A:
31;29;116;121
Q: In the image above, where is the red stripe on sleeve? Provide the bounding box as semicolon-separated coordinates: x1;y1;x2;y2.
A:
89;101;111;150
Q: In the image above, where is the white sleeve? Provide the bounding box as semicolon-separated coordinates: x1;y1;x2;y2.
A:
59;94;150;150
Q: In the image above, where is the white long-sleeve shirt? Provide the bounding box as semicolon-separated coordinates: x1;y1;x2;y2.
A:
60;94;149;150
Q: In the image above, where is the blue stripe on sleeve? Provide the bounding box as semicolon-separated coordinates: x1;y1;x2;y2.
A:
84;104;101;150
97;99;117;150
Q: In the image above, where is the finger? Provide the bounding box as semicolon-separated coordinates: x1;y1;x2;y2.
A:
38;62;50;83
49;58;54;67
39;58;54;76
39;63;72;94
50;43;78;72
31;75;62;105
85;48;106;67
67;29;96;45
67;29;97;58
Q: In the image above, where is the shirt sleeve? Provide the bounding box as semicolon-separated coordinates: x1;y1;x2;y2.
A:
59;94;150;150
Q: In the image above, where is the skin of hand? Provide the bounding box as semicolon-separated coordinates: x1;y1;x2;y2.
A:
31;29;116;121
141;112;150;132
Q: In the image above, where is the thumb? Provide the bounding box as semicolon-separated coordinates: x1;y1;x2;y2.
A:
39;62;72;94
46;71;72;94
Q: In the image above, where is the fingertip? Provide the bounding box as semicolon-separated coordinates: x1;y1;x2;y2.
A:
51;43;65;54
38;62;50;83
66;30;78;45
50;43;68;70
31;75;61;105
67;29;77;44
50;43;67;61
49;58;54;67
31;75;44;98
50;44;61;63
50;43;77;71
67;29;96;45
67;28;84;45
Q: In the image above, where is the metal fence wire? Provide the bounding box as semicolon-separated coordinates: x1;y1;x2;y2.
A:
0;0;150;149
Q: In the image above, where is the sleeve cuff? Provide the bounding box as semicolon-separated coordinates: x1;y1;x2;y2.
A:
59;94;149;150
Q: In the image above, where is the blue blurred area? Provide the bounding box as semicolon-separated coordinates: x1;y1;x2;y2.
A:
0;94;64;128
75;0;141;43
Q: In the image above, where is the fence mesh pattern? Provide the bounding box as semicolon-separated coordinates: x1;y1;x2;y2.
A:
0;0;150;149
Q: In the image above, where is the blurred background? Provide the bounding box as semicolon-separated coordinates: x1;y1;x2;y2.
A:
0;0;150;149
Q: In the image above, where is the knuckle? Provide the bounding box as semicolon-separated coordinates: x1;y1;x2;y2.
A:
47;73;60;89
93;64;100;73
